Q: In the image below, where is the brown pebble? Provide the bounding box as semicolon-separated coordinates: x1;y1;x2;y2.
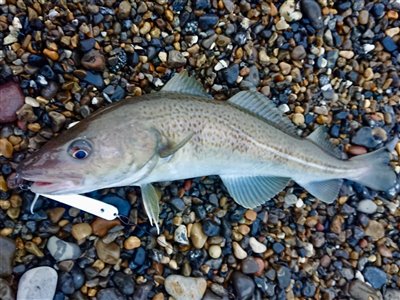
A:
0;176;8;192
91;218;121;237
95;239;120;265
0;81;25;123
81;49;106;71
43;48;59;61
378;244;393;258
47;207;66;223
124;236;141;250
71;223;92;241
25;241;44;257
244;210;257;222
347;145;367;156
330;215;344;235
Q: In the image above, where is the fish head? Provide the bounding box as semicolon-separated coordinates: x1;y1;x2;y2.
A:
17;116;159;195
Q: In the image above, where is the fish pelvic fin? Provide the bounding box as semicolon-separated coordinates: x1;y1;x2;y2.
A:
350;147;397;191
220;175;290;208
297;179;343;203
141;183;161;234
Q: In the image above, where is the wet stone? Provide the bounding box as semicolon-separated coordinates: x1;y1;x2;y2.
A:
202;219;220;237
47;236;82;261
83;71;104;89
168;50;187;68
381;36;397;53
199;14;219;30
0;81;25;123
165;275;207;300
112;272;135;295
352;127;381;148
0;236;15;277
384;289;400;300
17;267;57;300
363;267;387;289
232;271;255;300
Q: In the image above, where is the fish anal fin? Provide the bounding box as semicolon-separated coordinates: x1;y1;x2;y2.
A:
141;183;161;234
161;71;211;98
298;179;343;203
220;175;290;208
307;126;345;159
227;91;299;136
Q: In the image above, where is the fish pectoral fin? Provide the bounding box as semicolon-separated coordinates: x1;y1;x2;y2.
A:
220;175;290;208
297;179;343;203
161;70;211;98
307;126;346;159
158;132;194;158
140;183;161;234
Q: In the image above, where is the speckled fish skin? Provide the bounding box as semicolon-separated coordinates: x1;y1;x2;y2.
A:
17;73;397;208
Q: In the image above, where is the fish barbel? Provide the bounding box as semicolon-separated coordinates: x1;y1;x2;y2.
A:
17;72;397;228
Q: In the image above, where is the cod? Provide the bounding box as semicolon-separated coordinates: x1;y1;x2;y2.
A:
18;72;397;228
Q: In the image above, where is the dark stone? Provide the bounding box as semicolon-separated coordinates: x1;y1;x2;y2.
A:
352;127;381;148
194;0;210;9
202;219;220;237
170;197;186;211
28;54;47;67
372;3;385;18
80;38;96;52
133;282;153;300
277;266;291;289
198;14;219;30
330;124;340;138
272;243;285;254
381;36;397;53
71;267;85;289
41;81;59;99
39;65;56;80
223;64;239;86
59;272;75;295
241;257;259;274
101;194;131;216
303;281;317;297
83;71;104;89
301;0;323;29
112;272;135;295
97;288;125;300
363;267;387;289
232;271;255;300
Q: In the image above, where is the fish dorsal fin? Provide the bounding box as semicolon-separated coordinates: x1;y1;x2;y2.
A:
297;179;343;204
307;126;345;159
161;71;211;98
228;91;298;136
141;183;161;234
220;175;290;208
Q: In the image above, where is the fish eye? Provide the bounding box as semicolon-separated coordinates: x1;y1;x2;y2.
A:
68;139;92;160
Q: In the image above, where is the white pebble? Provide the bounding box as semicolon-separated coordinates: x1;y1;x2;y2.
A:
278;104;290;113
363;44;375;53
214;60;228;71
357;199;378;214
25;97;40;107
233;242;247;259
249;237;267;254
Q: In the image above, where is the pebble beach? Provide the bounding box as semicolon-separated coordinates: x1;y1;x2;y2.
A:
0;0;400;299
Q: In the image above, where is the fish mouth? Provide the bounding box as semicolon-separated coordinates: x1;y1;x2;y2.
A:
17;172;83;194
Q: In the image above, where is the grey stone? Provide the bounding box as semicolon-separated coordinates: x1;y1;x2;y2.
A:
349;280;383;300
0;278;14;300
0;237;15;277
165;275;207;300
47;236;81;261
17;267;57;300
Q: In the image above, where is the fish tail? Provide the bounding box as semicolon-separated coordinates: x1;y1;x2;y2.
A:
350;147;397;191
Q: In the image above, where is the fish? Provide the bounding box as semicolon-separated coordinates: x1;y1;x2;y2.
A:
17;71;397;229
